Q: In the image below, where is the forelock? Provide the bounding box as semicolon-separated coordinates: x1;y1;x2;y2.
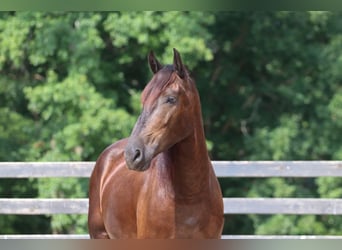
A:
141;65;176;106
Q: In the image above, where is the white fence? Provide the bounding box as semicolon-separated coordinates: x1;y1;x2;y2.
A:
1;161;342;239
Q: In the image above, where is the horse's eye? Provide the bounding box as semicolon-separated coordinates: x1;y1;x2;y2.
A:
166;96;177;104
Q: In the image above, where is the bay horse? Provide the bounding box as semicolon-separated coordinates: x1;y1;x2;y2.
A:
88;49;224;239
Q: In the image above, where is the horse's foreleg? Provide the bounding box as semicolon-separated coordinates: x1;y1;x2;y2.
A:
88;168;109;239
88;203;109;238
88;198;109;238
88;206;109;239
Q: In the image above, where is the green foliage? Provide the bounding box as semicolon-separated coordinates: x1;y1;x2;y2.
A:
24;74;134;161
1;11;342;236
104;12;214;67
0;108;32;160
254;215;326;235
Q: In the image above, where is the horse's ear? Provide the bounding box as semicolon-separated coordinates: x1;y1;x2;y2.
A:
173;48;186;79
148;51;163;74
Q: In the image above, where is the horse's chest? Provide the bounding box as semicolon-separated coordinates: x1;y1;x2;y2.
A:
137;192;207;238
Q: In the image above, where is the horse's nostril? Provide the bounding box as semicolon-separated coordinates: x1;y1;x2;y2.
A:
124;138;148;171
133;149;142;162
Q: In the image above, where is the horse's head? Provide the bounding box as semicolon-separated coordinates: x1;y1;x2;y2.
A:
125;49;198;171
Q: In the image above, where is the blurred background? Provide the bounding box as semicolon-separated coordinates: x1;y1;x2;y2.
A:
0;11;342;235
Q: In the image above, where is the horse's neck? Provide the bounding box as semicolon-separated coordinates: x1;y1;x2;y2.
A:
167;117;211;200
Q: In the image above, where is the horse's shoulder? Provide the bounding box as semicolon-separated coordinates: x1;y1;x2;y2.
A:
102;138;128;158
93;138;128;174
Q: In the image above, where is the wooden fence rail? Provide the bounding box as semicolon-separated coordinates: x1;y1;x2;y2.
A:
1;198;342;215
0;161;342;239
2;161;342;178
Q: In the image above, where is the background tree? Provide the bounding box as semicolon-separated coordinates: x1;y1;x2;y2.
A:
0;11;342;235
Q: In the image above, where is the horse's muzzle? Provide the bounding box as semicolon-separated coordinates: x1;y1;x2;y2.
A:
124;137;151;171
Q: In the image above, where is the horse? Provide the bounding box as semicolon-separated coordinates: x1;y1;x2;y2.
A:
88;48;224;239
